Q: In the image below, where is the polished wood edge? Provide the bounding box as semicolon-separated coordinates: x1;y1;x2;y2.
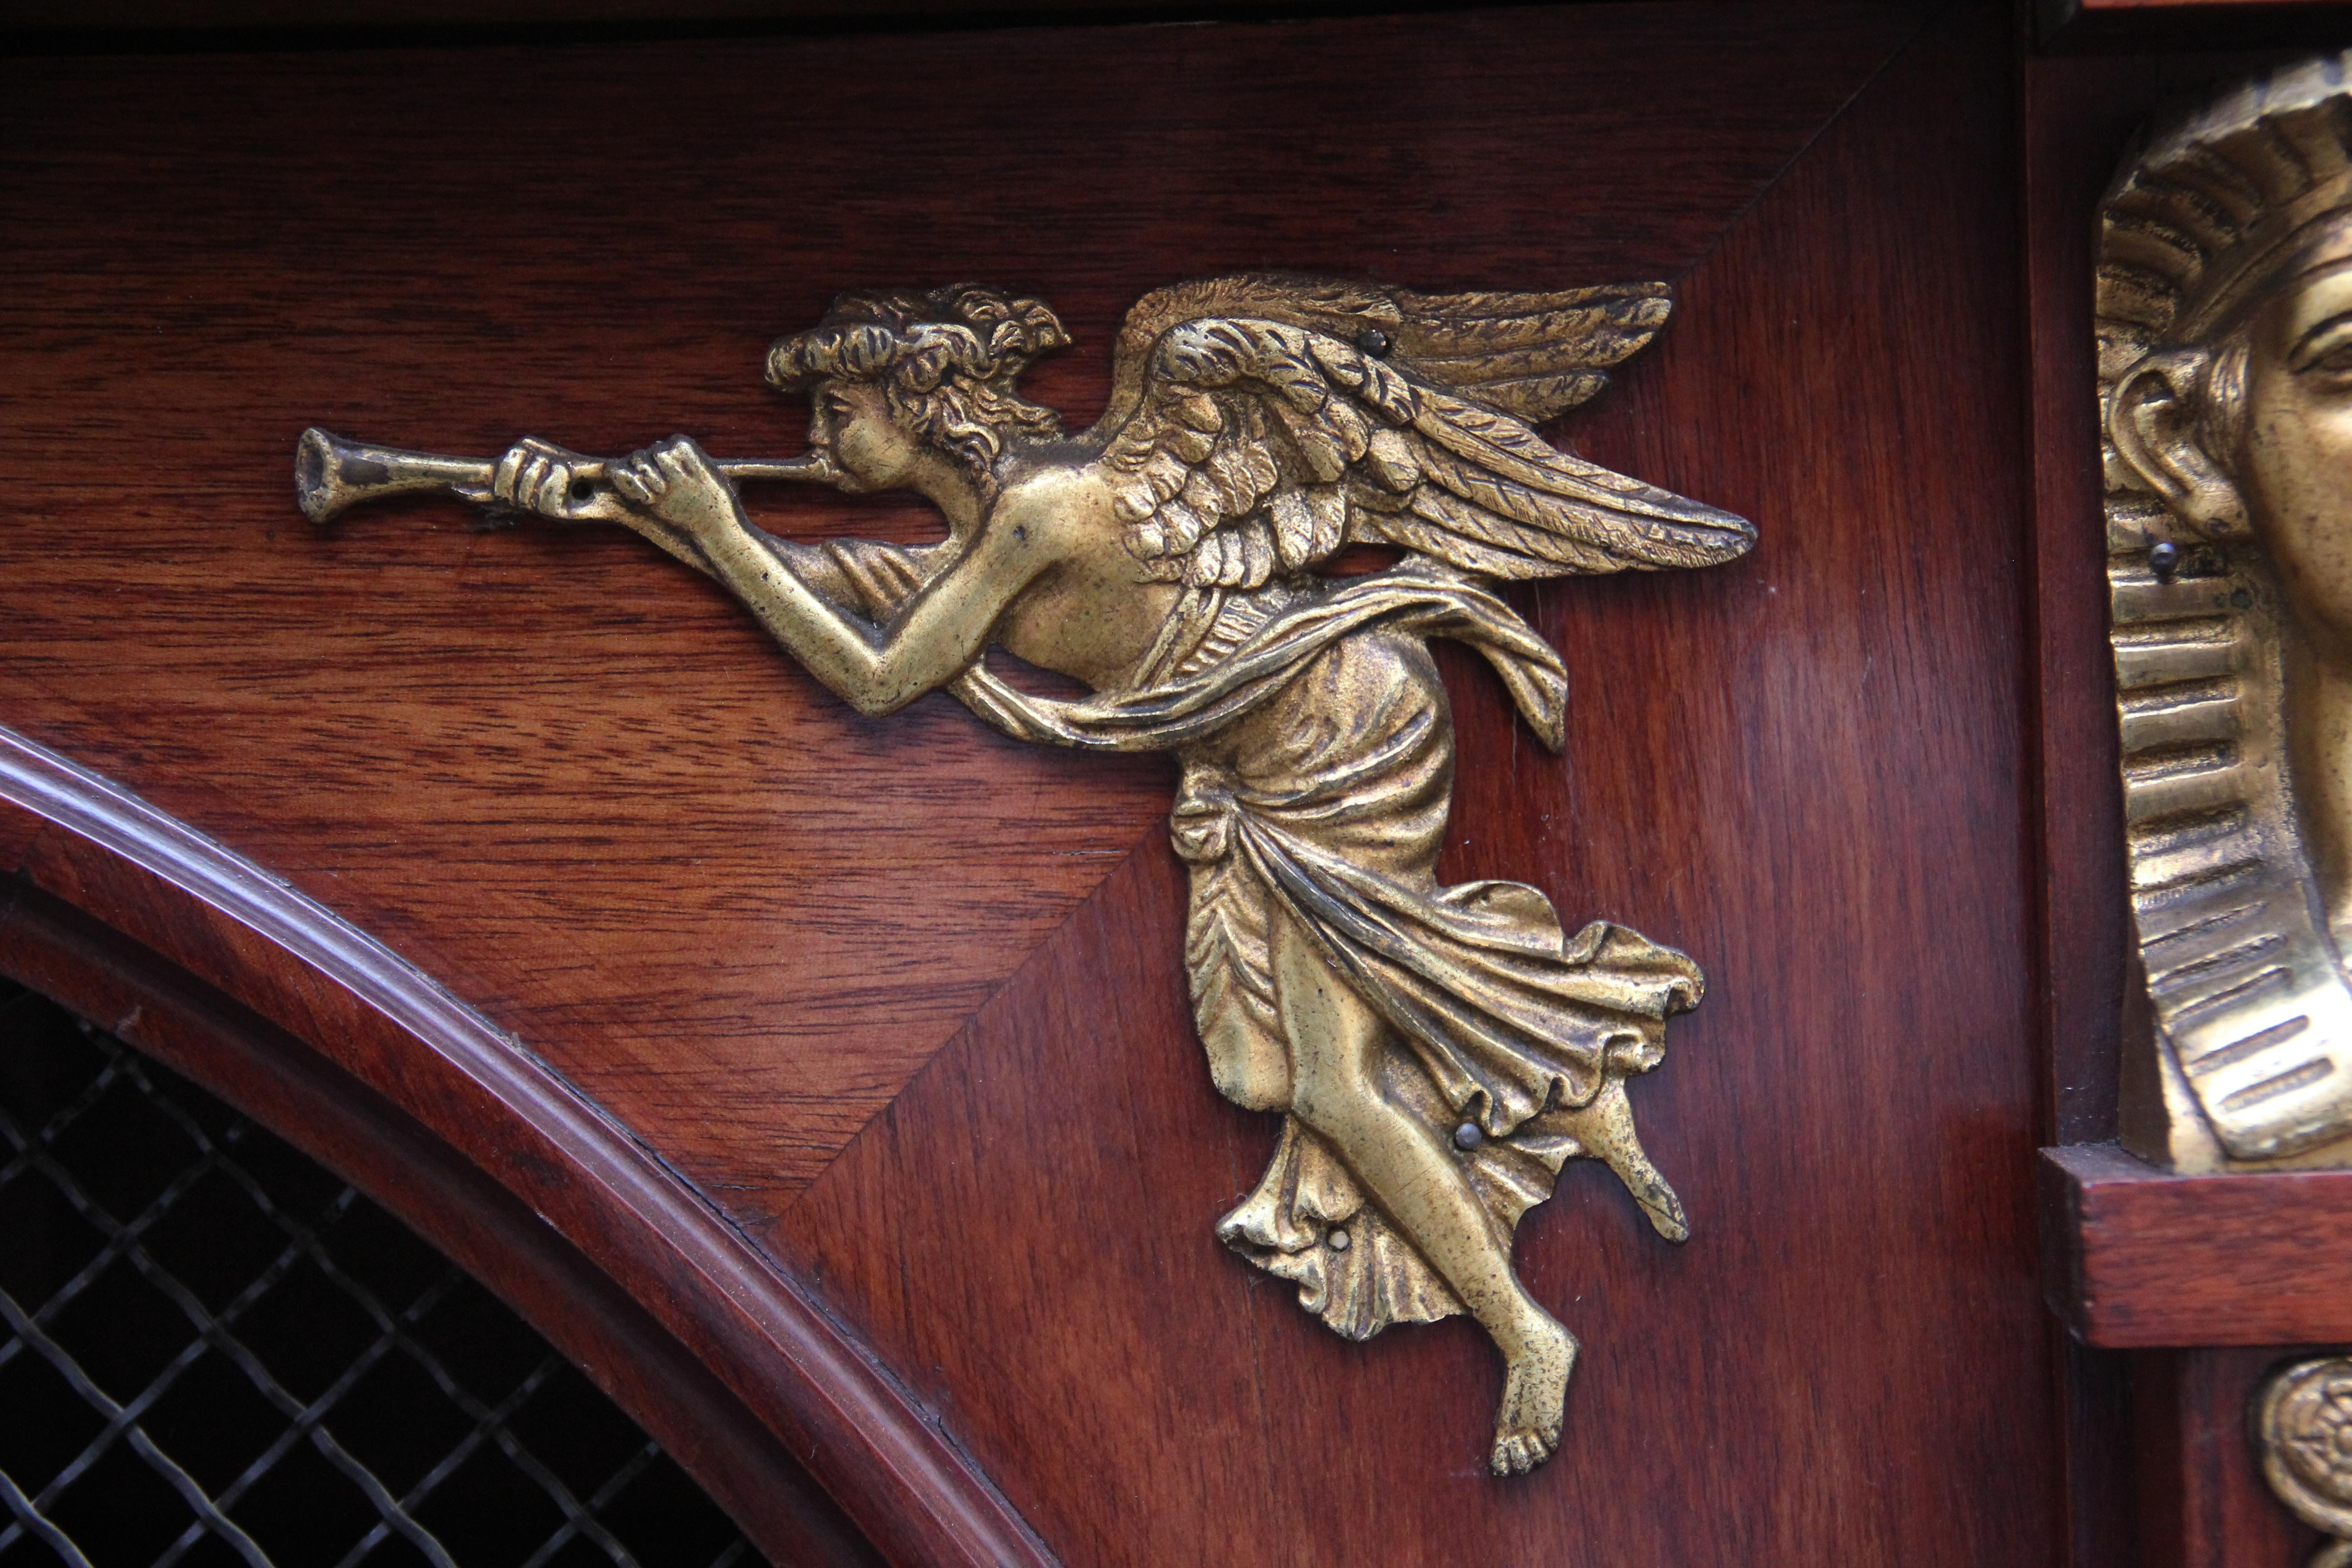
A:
0;882;882;1568
2041;1142;2352;1347
0;725;1055;1568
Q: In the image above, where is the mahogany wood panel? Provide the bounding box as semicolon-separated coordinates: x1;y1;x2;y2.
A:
2024;53;2156;1158
773;8;2060;1565
2043;1143;2352;1347
0;733;1049;1568
2136;1348;2326;1568
0;0;1924;1231
0;879;881;1568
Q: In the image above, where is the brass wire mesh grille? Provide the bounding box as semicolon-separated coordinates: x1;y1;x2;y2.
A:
0;984;756;1568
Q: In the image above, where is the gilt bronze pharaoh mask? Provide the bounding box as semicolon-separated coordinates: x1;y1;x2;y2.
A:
2103;53;2352;1169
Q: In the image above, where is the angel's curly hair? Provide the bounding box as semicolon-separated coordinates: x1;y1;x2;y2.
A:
766;285;1071;486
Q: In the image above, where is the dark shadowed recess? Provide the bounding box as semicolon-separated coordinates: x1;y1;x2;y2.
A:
5;0;1701;57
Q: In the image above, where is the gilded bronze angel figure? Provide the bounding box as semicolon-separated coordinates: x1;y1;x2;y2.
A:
302;275;1753;1475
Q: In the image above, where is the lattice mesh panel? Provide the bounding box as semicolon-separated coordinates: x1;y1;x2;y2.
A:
0;983;758;1568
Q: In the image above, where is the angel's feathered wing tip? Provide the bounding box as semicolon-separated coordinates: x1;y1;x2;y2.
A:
1373;392;1753;580
1685;506;1758;562
1096;273;1682;434
1392;281;1677;424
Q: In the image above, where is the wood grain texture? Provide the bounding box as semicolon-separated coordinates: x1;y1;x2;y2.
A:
0;879;883;1568
2043;1142;2352;1347
2024;54;2156;1153
0;731;1050;1568
2135;1348;2326;1568
0;0;1923;1230
774;9;2060;1564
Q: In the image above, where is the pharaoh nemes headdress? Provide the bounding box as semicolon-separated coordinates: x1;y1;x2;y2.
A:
2100;53;2352;1164
2100;51;2352;413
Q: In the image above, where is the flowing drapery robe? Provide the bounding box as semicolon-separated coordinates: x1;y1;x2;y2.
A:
820;540;1701;1340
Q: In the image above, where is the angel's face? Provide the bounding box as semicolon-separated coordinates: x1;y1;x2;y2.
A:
812;379;923;494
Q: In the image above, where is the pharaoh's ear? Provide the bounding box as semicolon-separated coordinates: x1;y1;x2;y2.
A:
2108;348;2251;540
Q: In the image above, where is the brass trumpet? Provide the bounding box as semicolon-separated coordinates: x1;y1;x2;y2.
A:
294;427;836;526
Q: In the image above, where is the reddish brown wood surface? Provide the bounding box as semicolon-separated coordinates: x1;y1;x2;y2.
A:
770;8;2064;1564
2136;1348;2326;1568
2024;54;2154;1157
2043;1143;2352;1347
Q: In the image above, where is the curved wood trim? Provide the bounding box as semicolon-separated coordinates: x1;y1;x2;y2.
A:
0;726;1055;1568
0;885;882;1568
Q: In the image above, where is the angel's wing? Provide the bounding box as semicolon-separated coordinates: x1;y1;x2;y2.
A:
1094;279;1752;589
1089;273;1674;434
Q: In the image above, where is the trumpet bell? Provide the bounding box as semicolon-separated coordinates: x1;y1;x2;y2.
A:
295;428;498;526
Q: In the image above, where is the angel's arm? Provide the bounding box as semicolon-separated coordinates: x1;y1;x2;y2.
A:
608;510;909;612
605;438;1052;717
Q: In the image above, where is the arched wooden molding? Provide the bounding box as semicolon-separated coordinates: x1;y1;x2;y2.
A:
0;725;1053;1568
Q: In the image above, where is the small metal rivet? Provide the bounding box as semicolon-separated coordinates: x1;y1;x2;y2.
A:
1356;328;1392;358
2149;540;2180;583
1454;1122;1483;1151
2232;588;2254;609
1328;1228;1351;1252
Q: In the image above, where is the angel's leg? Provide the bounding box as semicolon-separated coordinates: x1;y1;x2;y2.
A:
1271;911;1574;1476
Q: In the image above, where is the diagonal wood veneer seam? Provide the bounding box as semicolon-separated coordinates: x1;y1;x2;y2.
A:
1666;0;1950;291
765;808;1173;1235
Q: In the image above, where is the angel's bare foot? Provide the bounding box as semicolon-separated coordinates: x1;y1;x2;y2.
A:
1490;1316;1578;1476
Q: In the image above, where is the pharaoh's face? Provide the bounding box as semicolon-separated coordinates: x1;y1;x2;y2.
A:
811;379;924;494
2241;252;2352;654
